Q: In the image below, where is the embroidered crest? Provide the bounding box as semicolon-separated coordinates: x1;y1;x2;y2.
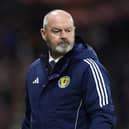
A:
58;76;70;88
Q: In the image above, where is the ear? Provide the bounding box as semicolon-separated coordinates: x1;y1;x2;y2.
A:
40;28;46;41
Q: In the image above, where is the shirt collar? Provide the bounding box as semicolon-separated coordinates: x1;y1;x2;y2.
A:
49;52;62;63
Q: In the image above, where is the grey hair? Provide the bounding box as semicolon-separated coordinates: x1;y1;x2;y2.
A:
43;12;50;29
42;9;74;29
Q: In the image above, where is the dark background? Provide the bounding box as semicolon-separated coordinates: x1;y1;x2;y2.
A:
0;0;129;129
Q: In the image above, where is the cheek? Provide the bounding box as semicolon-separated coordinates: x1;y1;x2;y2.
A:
48;34;60;42
46;35;59;47
69;33;75;41
69;31;75;37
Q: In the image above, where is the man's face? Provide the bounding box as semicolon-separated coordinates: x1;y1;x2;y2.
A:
41;13;75;57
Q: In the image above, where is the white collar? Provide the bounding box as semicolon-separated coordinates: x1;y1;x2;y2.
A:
49;52;62;63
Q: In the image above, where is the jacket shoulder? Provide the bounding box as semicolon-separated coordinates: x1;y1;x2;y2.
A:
79;58;98;68
79;57;106;74
25;58;43;76
26;58;44;82
29;58;42;70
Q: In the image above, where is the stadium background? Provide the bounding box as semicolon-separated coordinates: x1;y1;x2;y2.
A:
0;0;129;129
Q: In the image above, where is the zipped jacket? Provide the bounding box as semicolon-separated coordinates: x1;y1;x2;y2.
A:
21;37;116;129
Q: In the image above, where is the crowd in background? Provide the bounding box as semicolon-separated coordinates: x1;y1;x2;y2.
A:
0;0;129;129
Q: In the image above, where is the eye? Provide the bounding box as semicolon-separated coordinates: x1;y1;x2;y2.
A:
52;29;61;34
66;29;71;32
65;28;73;32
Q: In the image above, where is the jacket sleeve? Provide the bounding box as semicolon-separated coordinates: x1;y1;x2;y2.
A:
21;76;31;129
82;58;116;129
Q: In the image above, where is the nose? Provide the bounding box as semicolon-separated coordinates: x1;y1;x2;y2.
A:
60;30;67;39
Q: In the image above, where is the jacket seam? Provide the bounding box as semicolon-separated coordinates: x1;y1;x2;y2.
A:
74;100;82;129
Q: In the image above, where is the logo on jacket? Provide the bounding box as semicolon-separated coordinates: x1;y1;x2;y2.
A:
58;76;70;88
32;77;39;84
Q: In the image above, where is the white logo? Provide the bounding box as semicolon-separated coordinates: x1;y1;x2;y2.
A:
32;77;39;84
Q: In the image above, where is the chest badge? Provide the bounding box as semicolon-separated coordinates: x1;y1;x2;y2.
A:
58;76;70;88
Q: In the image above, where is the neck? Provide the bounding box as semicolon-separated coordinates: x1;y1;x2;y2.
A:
50;51;64;59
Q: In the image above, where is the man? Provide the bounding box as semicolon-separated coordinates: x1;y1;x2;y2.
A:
21;9;116;129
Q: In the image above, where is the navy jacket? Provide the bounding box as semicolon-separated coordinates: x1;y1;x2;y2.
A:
21;37;116;129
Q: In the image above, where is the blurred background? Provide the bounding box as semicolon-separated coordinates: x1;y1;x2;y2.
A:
0;0;129;129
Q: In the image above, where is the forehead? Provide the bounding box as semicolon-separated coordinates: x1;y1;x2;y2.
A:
47;12;74;28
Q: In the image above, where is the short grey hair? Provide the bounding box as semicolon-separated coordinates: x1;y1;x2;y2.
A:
42;9;74;29
43;12;50;29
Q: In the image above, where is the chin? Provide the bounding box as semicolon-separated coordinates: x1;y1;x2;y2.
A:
56;46;72;54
